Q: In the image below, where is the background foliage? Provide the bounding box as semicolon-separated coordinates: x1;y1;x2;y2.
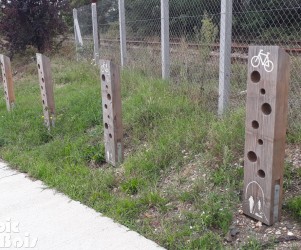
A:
0;0;70;55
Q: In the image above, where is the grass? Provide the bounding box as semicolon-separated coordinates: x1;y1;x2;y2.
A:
286;197;301;219
0;54;300;249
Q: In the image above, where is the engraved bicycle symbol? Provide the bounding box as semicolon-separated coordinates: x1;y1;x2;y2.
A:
251;49;274;73
101;62;109;74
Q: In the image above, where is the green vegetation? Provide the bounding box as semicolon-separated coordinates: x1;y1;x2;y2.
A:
0;54;300;249
286;197;301;220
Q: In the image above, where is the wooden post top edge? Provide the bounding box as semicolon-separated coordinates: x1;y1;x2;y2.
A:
0;54;11;64
100;59;113;65
248;46;289;56
36;53;50;60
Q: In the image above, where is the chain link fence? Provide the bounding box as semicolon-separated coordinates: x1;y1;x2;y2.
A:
76;1;120;63
125;1;162;77
74;0;301;131
231;1;301;131
76;4;93;61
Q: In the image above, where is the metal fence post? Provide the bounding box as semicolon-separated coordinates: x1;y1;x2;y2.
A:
218;0;233;115
119;0;127;68
161;0;170;80
92;3;100;65
73;8;83;61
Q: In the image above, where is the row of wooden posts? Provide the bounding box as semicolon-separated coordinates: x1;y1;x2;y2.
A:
0;46;291;226
0;54;123;167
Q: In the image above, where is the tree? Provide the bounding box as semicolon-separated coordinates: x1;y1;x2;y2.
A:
0;0;70;55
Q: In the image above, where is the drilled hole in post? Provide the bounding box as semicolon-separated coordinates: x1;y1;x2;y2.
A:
247;151;257;162
258;170;266;178
42;78;44;82
42;100;45;104
105;123;108;129
258;139;263;145
262;103;272;115
251;71;261;83
109;133;112;138
260;88;266;95
107;93;111;100
106;85;108;89
107;115;110;119
104;104;108;109
38;64;40;69
102;74;106;81
252;120;259;129
41;85;43;90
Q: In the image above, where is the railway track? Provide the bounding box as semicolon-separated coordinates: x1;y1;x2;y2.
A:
98;38;301;55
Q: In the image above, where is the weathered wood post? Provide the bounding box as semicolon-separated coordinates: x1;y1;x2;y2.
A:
100;60;123;166
0;55;15;111
36;53;55;130
243;46;290;225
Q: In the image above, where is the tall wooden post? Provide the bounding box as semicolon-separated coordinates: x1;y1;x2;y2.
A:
243;46;290;225
36;53;55;130
0;55;15;111
100;60;123;166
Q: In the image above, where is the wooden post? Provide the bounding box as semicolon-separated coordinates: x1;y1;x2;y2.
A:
36;53;55;130
100;60;123;166
161;0;170;80
218;0;233;116
243;46;290;225
0;54;15;111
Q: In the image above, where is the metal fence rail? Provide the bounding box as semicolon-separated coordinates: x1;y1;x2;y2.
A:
74;0;301;131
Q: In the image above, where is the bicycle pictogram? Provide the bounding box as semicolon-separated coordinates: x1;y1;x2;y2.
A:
251;49;274;73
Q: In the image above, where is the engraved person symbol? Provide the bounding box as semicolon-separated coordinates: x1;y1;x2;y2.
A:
245;181;268;222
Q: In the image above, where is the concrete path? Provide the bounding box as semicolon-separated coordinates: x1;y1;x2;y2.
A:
0;161;165;250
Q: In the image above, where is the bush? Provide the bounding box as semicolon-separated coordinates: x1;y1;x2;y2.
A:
0;0;70;55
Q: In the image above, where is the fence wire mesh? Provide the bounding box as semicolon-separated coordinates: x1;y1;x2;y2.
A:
76;1;120;63
231;1;301;131
76;4;93;61
124;1;162;77
169;0;221;112
75;0;301;131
